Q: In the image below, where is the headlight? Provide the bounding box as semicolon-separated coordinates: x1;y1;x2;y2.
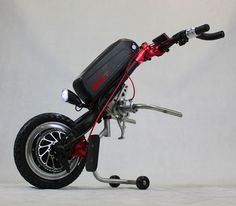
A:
61;89;69;102
61;89;83;107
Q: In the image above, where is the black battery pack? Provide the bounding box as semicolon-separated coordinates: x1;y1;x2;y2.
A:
73;39;138;105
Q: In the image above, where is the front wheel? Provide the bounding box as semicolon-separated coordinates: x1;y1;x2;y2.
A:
14;113;85;189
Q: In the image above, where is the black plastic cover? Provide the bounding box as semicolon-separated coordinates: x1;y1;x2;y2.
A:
152;33;169;44
86;135;100;172
73;39;138;105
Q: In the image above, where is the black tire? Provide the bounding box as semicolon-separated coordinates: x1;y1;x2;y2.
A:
109;175;120;188
14;113;85;189
136;176;150;190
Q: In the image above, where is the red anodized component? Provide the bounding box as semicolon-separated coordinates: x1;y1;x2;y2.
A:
135;42;164;64
70;136;88;157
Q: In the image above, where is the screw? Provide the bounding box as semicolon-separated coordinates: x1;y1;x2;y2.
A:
131;44;137;50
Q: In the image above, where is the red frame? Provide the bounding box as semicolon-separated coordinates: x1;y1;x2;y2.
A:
135;42;164;64
70;136;88;157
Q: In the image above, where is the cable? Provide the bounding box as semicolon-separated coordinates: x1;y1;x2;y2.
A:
128;76;136;101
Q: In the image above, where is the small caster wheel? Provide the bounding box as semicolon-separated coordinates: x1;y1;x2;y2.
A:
136;176;150;190
109;175;120;188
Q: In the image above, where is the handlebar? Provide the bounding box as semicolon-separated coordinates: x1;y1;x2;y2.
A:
157;24;225;52
196;31;225;40
185;24;225;40
134;24;225;64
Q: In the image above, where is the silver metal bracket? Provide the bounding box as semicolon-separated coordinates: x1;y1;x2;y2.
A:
119;103;183;118
99;119;111;138
117;118;126;140
134;103;183;117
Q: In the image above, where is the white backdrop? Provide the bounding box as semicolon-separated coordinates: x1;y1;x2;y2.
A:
0;0;235;186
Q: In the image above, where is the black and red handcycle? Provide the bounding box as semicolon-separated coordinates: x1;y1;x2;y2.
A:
14;24;224;190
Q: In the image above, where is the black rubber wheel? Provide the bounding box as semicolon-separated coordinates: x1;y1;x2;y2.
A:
109;175;120;188
14;113;85;189
136;176;150;190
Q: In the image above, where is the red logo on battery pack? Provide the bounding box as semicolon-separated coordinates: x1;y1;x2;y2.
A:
91;71;109;91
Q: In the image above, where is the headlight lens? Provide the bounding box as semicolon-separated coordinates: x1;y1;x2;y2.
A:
61;89;69;102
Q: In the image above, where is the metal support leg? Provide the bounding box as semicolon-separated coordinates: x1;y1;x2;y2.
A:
92;119;137;186
91;116;150;189
99;119;111;138
93;171;136;185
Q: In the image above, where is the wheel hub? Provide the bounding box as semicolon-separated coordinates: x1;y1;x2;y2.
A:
35;130;65;173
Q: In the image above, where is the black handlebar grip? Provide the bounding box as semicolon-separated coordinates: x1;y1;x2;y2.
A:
195;24;210;35
196;31;225;40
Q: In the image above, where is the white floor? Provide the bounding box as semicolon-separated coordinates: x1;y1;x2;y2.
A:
1;184;236;206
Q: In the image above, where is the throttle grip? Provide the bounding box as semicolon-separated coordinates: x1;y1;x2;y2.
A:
195;24;210;35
